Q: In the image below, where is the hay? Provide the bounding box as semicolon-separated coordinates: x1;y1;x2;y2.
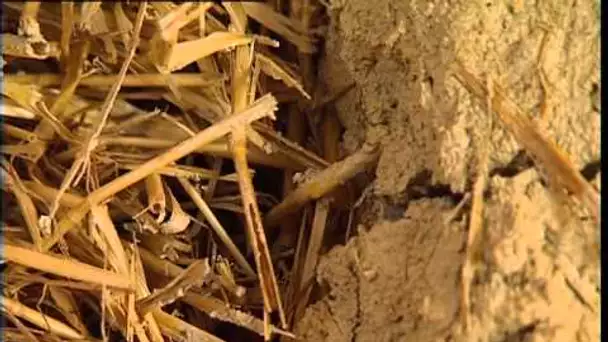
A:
1;1;373;341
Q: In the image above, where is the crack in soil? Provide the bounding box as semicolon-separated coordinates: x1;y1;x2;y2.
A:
349;262;361;342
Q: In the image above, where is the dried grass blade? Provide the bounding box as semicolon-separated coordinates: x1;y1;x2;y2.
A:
241;2;316;53
87;2;147;140
129;246;166;342
36;102;80;143
232;126;287;332
90;205;130;276
103;110;161;136
255;125;329;170
165;87;227;120
246;127;275;154
153;310;225;342
2;309;41;342
174;2;212;35
162;32;253;73
256;53;311;100
45;94;278;250
136;245;291;338
1;81;44;114
139;234;191;263
461;151;488;332
0;99;37;119
204;158;224;200
136;244;186;278
49;38;91;116
47;2;147;223
121;163;239;182
223;3;248;32
2;124;37;141
265;144;380;228
167;86;275;154
60;1;74;66
46;149;88;222
2;161;43;249
452;62;599;221
23;181;83;209
1;143;46;162
227;6;287;333
7;276;102;292
182;293;295;339
178;177;256;277
294;199;329;320
4;243;133;291
48;286;89;336
156;2;193;37
100;135;294;169
250;56;262;103
6;73;225;88
215;259;247;298
2;296;85;340
136;260;211;316
283;208;310;324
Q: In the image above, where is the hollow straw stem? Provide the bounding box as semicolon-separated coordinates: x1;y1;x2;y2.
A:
78;137;295;170
4;244;132;290
264;143;380;228
231;129;286;322
3;73;225;88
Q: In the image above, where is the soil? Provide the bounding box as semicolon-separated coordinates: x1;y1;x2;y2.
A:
296;0;600;341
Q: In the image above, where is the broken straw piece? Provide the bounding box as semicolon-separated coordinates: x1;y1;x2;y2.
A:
265;143;380;228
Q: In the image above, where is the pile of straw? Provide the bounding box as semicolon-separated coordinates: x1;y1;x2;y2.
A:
1;2;380;341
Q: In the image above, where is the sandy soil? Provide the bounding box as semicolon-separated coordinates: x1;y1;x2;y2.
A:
296;0;600;340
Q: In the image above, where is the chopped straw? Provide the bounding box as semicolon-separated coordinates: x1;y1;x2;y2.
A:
44;94;278;251
0;1;373;340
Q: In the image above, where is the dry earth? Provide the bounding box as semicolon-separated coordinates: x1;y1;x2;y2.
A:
296;0;600;341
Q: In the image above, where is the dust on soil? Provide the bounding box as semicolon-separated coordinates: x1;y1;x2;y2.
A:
296;0;600;341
